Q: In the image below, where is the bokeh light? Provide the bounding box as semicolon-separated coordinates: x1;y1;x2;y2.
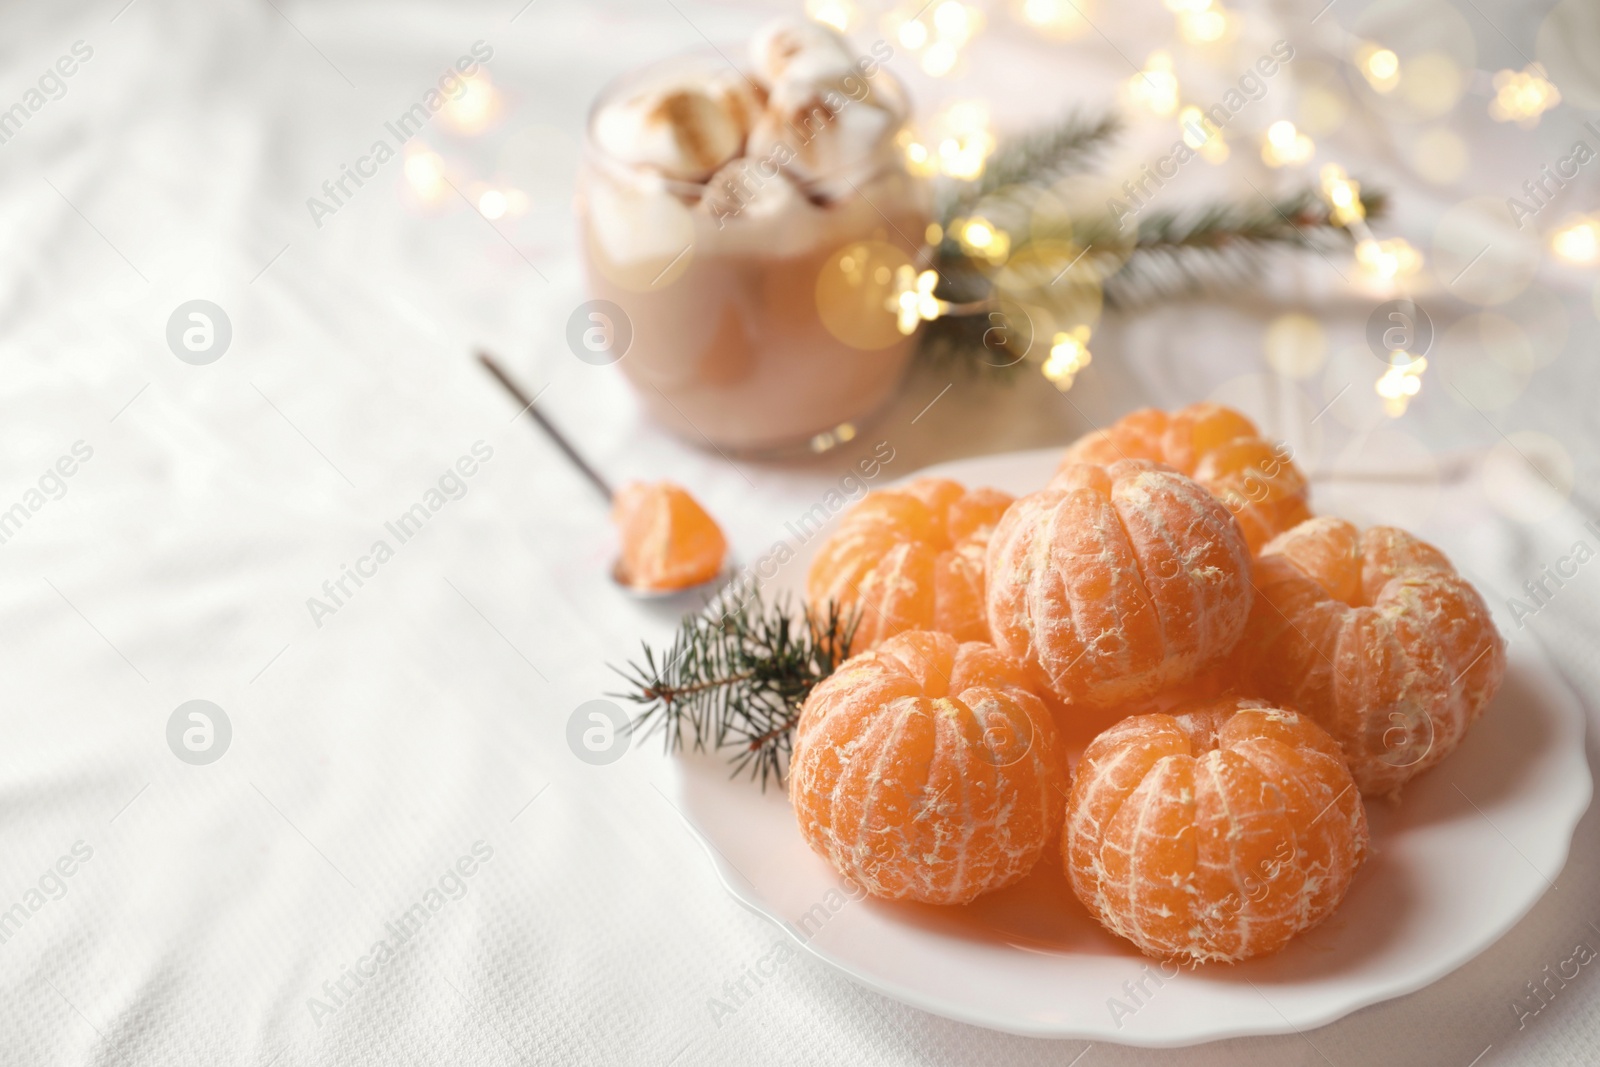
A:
440;73;502;135
899;100;996;181
1262;121;1314;167
1015;0;1089;38
805;0;855;32
1264;312;1327;379
1355;237;1421;282
1041;325;1092;390
1536;0;1600;110
1356;44;1400;93
1410;127;1468;186
1180;106;1228;162
1398;53;1464;117
1550;215;1600;265
1375;355;1425;416
1489;65;1561;127
403;144;448;203
1128;52;1180;116
1320;164;1365;226
816;240;914;350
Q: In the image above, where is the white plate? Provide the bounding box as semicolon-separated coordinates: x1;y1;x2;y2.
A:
664;447;1592;1045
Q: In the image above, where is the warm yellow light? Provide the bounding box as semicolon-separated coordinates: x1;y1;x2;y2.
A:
1179;106;1211;147
956;216;1009;263
1043;325;1093;391
892;265;945;335
934;1;974;41
404;147;447;202
1356;44;1400;93
926;101;996;180
442;74;500;134
1020;0;1086;34
1550;216;1600;265
1262;120;1314;167
921;40;958;76
805;0;855;32
1178;106;1229;161
897;19;929;49
1320;163;1365;226
478;189;507;219
1178;6;1228;43
1355;237;1422;281
1129;52;1180;116
1376;356;1426;416
1490;64;1561;127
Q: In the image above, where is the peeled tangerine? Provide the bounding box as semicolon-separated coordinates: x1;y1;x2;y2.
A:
611;481;727;591
1061;402;1310;554
807;478;1015;648
1065;698;1369;963
789;631;1066;905
1240;516;1506;797
986;459;1253;709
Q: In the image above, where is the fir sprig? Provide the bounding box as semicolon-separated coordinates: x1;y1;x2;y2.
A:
944;110;1122;213
919;110;1387;370
1104;187;1390;307
610;590;857;789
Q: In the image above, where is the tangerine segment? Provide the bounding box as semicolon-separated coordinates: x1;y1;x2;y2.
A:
986;460;1253;709
790;631;1067;905
807;478;1016;648
611;481;728;591
1061;403;1311;553
1064;699;1369;964
1239;516;1506;797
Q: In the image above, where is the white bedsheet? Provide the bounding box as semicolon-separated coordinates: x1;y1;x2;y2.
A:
2;1;1598;1064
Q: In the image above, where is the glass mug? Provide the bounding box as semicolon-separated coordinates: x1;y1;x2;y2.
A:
575;50;931;455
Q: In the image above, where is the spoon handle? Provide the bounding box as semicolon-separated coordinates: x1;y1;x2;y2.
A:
477;350;616;503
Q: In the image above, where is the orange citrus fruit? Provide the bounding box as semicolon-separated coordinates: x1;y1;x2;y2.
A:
1061;402;1310;553
807;477;1015;648
612;481;727;591
1064;697;1369;963
789;631;1067;904
1238;516;1506;797
986;459;1253;709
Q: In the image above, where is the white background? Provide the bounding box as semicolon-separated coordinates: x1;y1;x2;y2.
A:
1;0;1597;1064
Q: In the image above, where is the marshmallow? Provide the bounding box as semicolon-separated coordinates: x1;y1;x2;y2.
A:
706;68;767;141
587;176;696;266
747;92;895;189
699;157;804;222
748;18;857;88
592;82;743;183
695;157;828;257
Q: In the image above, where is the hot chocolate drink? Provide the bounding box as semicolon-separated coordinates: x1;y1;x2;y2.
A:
577;20;931;454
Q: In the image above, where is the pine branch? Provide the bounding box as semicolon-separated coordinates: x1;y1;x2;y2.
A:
1102;188;1388;308
944;110;1122;215
609;590;857;789
919;106;1393;372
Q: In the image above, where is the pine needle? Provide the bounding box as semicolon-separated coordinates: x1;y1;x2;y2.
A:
953;110;1122;208
609;590;857;789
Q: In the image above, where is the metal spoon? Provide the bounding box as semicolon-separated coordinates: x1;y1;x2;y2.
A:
476;350;733;600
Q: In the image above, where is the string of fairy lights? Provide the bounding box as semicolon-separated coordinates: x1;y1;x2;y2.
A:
800;0;1597;414
395;3;1595;418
